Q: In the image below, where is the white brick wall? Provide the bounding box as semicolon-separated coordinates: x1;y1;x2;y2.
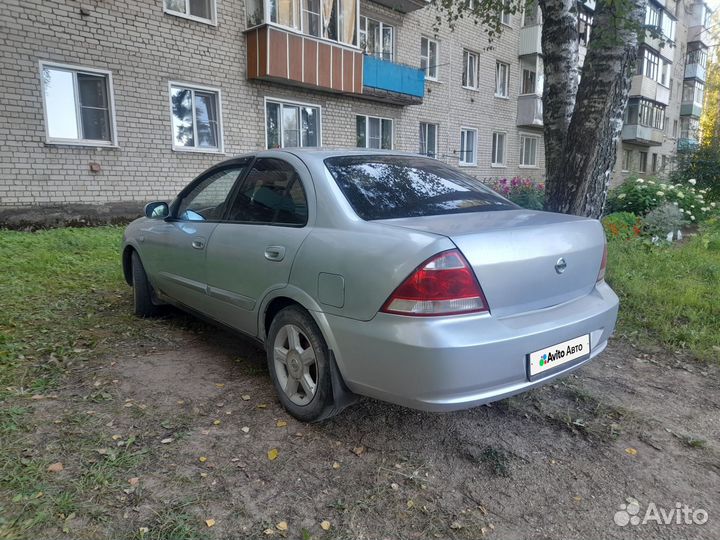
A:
0;0;695;207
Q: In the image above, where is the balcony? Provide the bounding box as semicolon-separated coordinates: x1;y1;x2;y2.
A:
519;25;542;56
621;124;664;146
629;75;670;105
517;95;543;127
685;62;707;81
681;102;703;117
678;137;700;151
246;24;363;96
368;0;428;12
362;55;425;105
688;25;712;47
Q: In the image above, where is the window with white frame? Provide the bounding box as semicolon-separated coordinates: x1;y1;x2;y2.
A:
491;132;506;166
357;115;392;149
266;99;320;148
419;122;438;158
246;0;357;44
40;62;116;145
459;128;477;165
360;17;394;61
519;134;539;167
165;0;215;23
495;61;510;97
462;50;479;89
500;0;512;25
520;56;543;95
170;83;222;151
421;37;438;80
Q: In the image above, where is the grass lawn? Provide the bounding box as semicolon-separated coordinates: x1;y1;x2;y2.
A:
0;224;718;538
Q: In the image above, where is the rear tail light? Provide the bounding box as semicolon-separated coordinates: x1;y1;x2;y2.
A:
381;249;489;316
597;242;608;282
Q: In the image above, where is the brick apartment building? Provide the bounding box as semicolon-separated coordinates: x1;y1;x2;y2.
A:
0;0;711;207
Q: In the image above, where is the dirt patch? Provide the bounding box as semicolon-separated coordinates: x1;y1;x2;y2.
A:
0;202;144;230
12;315;720;539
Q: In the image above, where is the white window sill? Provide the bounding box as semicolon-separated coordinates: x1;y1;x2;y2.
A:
494;94;510;100
164;8;217;26
45;139;118;148
426;77;441;83
519;164;539;169
462;85;479;91
491;164;506;168
458;162;476;167
172;146;225;155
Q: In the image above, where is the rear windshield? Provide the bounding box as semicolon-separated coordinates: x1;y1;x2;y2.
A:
324;155;517;220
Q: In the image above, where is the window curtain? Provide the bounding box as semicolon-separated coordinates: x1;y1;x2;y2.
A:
340;0;356;44
278;0;294;27
322;0;334;38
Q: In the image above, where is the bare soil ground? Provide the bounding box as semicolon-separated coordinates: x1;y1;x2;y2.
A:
16;311;720;539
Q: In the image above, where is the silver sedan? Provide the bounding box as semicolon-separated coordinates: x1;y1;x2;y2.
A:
122;149;619;421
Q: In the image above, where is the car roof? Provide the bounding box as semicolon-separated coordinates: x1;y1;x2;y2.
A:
217;148;430;166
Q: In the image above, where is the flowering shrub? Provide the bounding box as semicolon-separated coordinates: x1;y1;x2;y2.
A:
606;177;717;224
487;177;545;210
602;212;642;240
643;203;685;241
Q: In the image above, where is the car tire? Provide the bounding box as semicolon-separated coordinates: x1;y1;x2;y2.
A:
131;251;161;318
266;306;333;422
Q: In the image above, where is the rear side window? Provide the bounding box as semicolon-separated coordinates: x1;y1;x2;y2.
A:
324;155;516;220
226;158;308;226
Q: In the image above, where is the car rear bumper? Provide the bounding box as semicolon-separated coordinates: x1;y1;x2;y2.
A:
324;282;619;412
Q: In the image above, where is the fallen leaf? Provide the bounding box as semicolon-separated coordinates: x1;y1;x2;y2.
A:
160;438;173;444
200;472;208;478
256;403;267;409
112;435;122;441
625;447;638;456
320;520;331;531
241;426;250;433
213;420;221;426
268;448;279;461
390;482;399;490
205;518;216;528
573;496;582;502
123;402;134;408
332;462;341;470
139;527;149;534
177;400;185;405
450;521;463;530
47;462;64;473
276;521;288;531
351;446;366;456
215;383;225;388
199;456;208;463
31;394;45;400
407;499;415;509
263;528;275;536
241;394;251;401
276;420;288;428
128;477;140;486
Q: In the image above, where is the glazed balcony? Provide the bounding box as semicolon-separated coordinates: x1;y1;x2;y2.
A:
369;0;428;13
362;55;424;105
519;24;542;56
685;62;706;81
629;75;670;106
680;102;703;118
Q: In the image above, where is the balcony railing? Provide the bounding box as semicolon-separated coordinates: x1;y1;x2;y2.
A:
629;75;670;106
517;94;543;127
680;102;703;118
519;24;542;56
245;24;363;95
362;55;425;105
685;62;707;81
621;124;664;146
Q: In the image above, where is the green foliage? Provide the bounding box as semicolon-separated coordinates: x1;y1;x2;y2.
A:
601;212;641;240
606;225;720;362
606;176;717;222
643;203;684;240
672;147;720;202
487;177;545;210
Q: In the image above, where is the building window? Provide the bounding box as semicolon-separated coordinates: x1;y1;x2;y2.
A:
459;128;477;166
491;131;506;166
651;153;658;173
500;0;512;25
421;37;438;80
625;98;665;130
495;61;510;98
164;0;215;24
357;115;392;149
660;12;676;42
520;57;542;95
682;80;705;105
639;151;648;173
687;47;708;69
170;83;222;152
266;99;320;148
519;134;539;167
301;0;321;36
578;6;592;45
673;119;678;138
640;48;659;81
462;50;479;89
360;17;394;61
622;149;631;171
419;122;438;158
40;62;116;146
645;4;660;28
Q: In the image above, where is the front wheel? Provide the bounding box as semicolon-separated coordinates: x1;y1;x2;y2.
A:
266;306;332;421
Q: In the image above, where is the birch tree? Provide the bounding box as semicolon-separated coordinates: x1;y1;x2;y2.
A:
434;0;647;218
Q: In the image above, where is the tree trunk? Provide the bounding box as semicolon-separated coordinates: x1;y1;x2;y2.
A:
541;0;646;218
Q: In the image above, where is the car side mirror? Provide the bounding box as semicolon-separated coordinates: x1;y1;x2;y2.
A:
144;201;169;219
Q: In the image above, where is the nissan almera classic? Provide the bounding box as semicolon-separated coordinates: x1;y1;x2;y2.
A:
122;149;619;421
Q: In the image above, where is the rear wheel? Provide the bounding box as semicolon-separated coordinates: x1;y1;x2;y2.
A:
131;251;161;318
267;306;332;421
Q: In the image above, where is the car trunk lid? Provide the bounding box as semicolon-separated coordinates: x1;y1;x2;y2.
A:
380;210;605;317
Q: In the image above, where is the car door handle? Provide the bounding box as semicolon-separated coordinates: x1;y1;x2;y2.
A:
191;239;205;250
264;246;286;262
